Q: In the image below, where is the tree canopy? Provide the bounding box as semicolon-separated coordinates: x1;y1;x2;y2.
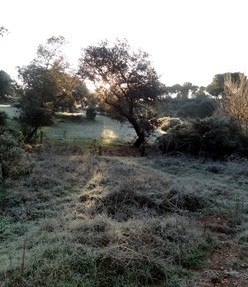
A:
18;36;89;141
78;39;165;147
166;82;198;98
0;70;15;102
0;26;8;37
206;72;240;98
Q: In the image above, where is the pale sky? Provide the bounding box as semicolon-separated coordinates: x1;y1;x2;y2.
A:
1;0;248;87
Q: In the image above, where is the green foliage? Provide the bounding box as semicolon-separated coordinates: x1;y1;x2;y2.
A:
0;111;7;126
166;82;198;98
19;89;54;142
178;102;199;118
0;129;32;181
206;72;240;98
177;98;215;119
181;243;209;269
159;95;216;119
0;70;15;101
86;107;97;120
157;116;246;158
18;36;90;141
19;89;54;126
78;39;165;147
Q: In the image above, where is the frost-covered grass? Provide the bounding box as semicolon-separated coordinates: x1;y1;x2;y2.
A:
43;111;137;145
0;105;18;118
1;145;248;286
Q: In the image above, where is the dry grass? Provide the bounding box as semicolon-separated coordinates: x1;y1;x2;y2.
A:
0;146;248;286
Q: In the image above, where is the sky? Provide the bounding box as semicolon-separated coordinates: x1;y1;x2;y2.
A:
1;0;248;87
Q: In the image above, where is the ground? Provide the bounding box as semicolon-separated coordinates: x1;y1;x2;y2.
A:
0;105;248;286
197;215;248;287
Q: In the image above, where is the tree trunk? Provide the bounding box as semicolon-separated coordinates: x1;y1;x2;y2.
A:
133;133;145;147
128;117;145;147
26;126;38;142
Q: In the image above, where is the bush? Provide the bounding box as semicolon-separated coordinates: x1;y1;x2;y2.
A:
159;117;182;132
18;90;54;142
86;107;97;120
157;121;201;155
177;98;215;119
157;116;246;158
0;111;7;126
177;102;199;118
0;129;32;181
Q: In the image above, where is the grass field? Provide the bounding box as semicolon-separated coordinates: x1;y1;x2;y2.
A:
0;144;248;286
0;106;142;144
1;105;248;286
43;111;137;145
0;105;18;119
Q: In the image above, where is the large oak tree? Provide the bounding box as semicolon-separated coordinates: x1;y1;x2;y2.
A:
78;39;165;147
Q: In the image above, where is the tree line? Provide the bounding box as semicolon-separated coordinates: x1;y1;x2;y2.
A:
1;31;248;150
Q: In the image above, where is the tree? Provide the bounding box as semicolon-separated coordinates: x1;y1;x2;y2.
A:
223;72;248;133
0;26;8;37
34;35;67;69
179;82;198;98
18;36;89;141
18;62;58;141
166;82;197;98
78;39;165;147
49;66;89;111
207;73;240;98
0;70;15;101
177;99;215;119
191;86;208;98
0;111;7;126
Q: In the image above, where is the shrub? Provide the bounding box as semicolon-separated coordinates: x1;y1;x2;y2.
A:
157;121;201;155
0;129;32;181
177;102;199;118
159;117;182;132
177;98;216;119
86;107;97;120
157;116;246;158
0;111;7;126
195;116;242;155
198;100;216;118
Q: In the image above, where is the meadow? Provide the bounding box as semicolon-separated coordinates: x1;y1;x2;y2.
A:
0;105;248;286
0;106;137;144
0;106;163;145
